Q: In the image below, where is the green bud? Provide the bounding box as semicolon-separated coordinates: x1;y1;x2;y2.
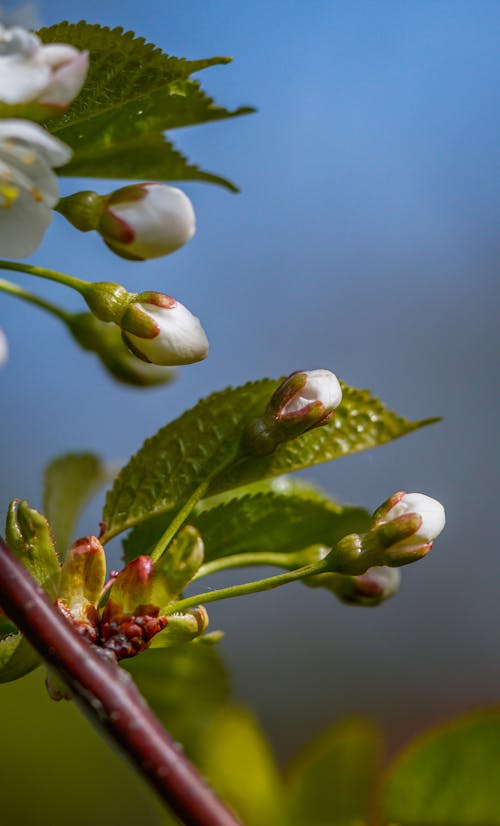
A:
304;566;400;607
56;191;103;232
81;281;131;325
5;500;59;598
151;607;209;648
67;313;176;388
155;525;205;603
57;536;106;643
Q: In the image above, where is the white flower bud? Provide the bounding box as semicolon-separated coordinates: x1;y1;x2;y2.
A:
0;119;71;257
122;294;209;367
0;24;88;109
279;369;342;418
381;492;445;549
99;183;196;260
0;326;8;366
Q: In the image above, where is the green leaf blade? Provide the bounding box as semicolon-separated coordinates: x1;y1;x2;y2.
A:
286;717;383;826
43;452;110;556
382;708;500;825
37;22;252;188
102;377;437;543
123;478;370;563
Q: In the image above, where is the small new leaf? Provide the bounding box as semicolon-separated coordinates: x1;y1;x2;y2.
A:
5;500;59;598
43;452;110;557
0;634;40;684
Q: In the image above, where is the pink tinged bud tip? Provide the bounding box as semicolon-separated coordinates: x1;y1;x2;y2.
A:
277;369;342;420
100;183;196;261
122;297;209;367
376;492;445;560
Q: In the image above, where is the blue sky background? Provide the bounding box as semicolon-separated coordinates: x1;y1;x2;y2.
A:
1;0;499;759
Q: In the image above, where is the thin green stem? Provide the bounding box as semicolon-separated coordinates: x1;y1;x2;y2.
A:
0;277;72;323
165;560;327;615
0;260;90;294
194;551;300;579
150;479;212;563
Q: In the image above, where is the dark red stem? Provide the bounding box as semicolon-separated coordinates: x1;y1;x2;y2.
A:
0;538;240;826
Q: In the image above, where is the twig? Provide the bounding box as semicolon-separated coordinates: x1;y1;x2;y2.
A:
0;537;240;826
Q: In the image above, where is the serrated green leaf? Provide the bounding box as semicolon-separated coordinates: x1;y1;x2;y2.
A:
123;645;230;753
43;452;110;557
61;132;239;192
286;717;382;826
122;477;370;563
194;706;286;826
382;708;500;825
102;377;437;543
0;634;40;683
37;22;252;188
5;500;60;598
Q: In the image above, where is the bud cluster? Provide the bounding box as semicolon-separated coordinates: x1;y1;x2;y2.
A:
55;528;208;661
323;491;446;575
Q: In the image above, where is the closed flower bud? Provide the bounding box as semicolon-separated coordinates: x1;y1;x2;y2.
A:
244;369;342;456
373;491;446;564
121;292;209;367
0;24;88;114
304;566;401;607
68;312;176;388
98;183;195;260
0;119;71;257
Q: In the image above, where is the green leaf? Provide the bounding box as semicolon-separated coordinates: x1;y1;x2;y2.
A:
122;477;370;563
60;132;239;192
286;717;383;826
102;377;437;543
37;22;252;188
5;500;60;598
382;708;500;825
0;634;40;683
43;452;110;557
194;706;286;826
123;644;230;753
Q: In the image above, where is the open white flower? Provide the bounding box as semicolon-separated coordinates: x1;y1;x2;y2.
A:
0;119;72;258
99;183;196;261
0;23;88;109
122;293;209;366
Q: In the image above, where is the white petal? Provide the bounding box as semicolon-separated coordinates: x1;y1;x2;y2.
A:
385;493;446;545
0;327;8;367
0;119;72;166
38;49;89;106
126;301;209;366
109;185;196;259
0;174;52;257
283;369;342;414
0;141;59;205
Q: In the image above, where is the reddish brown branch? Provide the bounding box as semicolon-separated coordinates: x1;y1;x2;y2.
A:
0;538;240;826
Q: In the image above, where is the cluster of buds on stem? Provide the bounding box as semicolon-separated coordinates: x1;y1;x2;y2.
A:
323;491;446;575
243;369;343;455
55;528;208;660
80;282;209;367
57;183;196;261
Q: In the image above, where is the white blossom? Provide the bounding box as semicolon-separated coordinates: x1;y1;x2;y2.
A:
123;296;209;366
0;119;71;257
100;183;196;260
0;23;88;109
